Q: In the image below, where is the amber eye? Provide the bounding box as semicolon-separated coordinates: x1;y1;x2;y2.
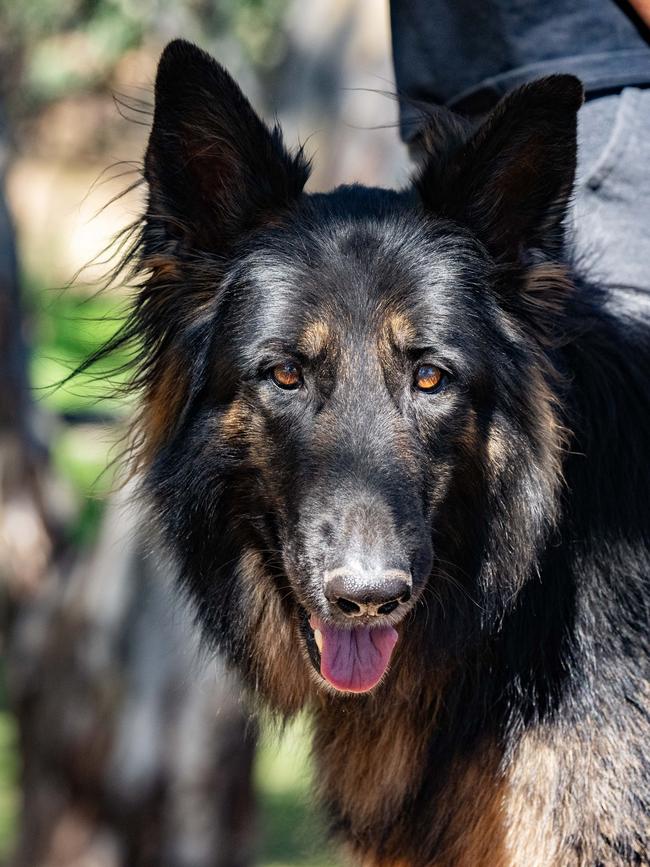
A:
271;361;303;390
415;363;445;392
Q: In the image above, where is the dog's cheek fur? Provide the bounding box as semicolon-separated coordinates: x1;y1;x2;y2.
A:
422;349;564;636
235;549;313;713
139;349;191;467
151;389;318;715
225;404;317;713
479;363;564;611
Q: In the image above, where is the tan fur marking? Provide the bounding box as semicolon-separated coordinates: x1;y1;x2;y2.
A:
487;424;510;468
524;263;573;315
298;319;331;357
343;730;509;867
139;358;188;466
527;365;568;490
219;398;249;441
237;548;312;715
316;691;433;831
505;712;650;866
504;731;567;866
386;312;417;349
427;747;509;867
350;711;650;866
141;254;182;281
377;311;418;370
522;262;574;346
457;407;480;458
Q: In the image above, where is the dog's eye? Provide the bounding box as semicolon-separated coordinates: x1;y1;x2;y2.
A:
414;363;445;393
271;361;303;390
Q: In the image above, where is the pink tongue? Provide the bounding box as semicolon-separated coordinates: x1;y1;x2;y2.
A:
310;615;398;693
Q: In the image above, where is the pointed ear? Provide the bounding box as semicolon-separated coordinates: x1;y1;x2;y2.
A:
416;76;584;259
143;39;310;257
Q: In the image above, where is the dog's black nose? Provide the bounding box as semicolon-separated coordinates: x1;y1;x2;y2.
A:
324;569;412;617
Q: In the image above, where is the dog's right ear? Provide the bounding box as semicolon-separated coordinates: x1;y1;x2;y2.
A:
143;39;310;259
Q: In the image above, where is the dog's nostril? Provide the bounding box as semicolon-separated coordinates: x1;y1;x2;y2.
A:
377;600;399;615
336;597;361;615
400;589;412;603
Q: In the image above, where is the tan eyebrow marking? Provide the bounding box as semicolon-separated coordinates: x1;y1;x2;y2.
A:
386;311;417;350
297;319;331;357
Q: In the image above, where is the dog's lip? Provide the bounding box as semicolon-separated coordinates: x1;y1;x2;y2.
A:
296;609;328;680
299;606;322;672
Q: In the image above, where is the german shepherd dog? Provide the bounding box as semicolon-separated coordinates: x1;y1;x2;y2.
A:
110;39;650;866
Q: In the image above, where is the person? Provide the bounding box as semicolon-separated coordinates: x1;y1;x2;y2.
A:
390;0;650;291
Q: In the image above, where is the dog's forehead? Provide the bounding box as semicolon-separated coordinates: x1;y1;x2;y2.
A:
236;215;488;350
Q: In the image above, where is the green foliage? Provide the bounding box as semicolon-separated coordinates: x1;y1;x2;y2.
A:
29;287;133;415
2;0;290;109
52;425;118;547
256;718;344;867
27;276;129;547
231;0;290;68
0;712;19;860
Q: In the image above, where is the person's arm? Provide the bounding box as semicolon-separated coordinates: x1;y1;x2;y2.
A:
628;0;650;28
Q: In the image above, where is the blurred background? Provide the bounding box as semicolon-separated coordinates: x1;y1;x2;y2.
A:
0;1;411;865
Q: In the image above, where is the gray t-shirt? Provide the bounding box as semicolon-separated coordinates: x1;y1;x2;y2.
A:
391;0;650;139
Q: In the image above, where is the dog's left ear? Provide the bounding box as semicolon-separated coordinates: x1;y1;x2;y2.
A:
416;76;584;260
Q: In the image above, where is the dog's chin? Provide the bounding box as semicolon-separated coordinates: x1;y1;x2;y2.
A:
297;607;399;694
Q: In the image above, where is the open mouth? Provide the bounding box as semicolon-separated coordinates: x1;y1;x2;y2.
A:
301;610;399;693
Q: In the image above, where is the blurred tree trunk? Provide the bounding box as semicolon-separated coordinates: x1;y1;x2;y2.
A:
0;106;54;602
0;112;256;867
8;491;257;867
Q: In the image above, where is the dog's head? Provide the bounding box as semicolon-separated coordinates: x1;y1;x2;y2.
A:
129;40;581;706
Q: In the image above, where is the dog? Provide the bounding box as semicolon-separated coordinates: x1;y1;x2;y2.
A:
110;39;650;866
